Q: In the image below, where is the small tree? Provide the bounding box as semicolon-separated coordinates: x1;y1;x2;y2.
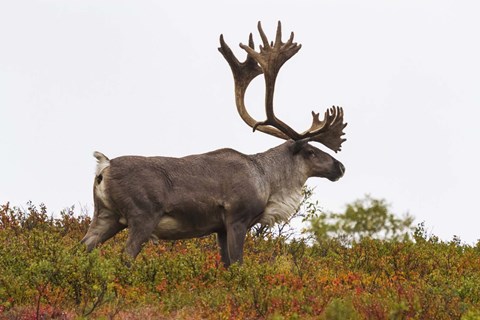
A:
307;195;414;244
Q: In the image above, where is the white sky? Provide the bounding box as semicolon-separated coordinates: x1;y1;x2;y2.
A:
1;1;479;243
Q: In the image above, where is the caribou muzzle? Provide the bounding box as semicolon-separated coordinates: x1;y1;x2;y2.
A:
329;160;346;182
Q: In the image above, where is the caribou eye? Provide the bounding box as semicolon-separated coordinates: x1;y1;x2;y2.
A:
308;150;316;157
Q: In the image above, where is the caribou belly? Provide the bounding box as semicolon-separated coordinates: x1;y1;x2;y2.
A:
152;215;219;240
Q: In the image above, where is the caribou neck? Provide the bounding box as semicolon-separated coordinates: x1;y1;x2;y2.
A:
252;141;309;192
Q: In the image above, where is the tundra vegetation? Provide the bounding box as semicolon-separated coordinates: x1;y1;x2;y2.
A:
1;191;480;319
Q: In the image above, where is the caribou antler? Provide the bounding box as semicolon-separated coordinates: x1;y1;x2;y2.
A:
219;21;347;152
219;30;288;140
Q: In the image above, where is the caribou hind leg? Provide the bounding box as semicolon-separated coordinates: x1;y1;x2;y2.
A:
124;212;163;258
81;209;126;251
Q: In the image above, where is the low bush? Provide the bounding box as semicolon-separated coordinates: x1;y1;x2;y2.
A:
1;201;480;319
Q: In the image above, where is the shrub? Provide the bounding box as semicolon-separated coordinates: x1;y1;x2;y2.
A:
1;201;480;319
307;195;414;245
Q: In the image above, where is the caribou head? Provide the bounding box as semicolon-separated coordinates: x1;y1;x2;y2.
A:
219;21;346;180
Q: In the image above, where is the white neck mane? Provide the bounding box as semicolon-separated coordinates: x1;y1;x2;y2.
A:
260;186;303;226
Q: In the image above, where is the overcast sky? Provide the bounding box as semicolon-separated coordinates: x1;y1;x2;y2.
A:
1;1;479;243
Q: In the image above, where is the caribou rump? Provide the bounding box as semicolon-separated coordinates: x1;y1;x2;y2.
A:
81;22;347;267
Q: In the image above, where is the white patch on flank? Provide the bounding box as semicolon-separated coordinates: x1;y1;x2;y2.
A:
93;151;110;176
95;179;111;209
261;187;303;226
119;217;128;225
93;151;112;208
155;216;181;233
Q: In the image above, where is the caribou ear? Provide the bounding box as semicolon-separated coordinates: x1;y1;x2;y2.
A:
291;138;310;155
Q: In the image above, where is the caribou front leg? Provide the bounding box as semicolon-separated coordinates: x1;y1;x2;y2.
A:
225;222;248;266
217;230;230;268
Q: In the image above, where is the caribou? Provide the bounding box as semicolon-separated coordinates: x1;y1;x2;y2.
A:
81;22;347;267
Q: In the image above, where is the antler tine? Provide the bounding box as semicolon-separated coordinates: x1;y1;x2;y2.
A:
305;108;332;135
308;106;348;152
274;21;282;48
304;111;324;133
257;21;269;49
297;105;347;152
286;31;294;46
